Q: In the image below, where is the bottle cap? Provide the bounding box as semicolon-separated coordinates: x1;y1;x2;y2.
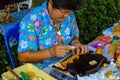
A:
113;36;118;40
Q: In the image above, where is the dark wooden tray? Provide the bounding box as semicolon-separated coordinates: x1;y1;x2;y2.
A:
67;53;107;76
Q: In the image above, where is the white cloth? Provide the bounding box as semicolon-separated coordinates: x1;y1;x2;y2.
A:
77;45;118;80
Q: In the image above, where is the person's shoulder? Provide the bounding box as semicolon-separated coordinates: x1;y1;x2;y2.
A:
70;12;75;17
68;12;75;19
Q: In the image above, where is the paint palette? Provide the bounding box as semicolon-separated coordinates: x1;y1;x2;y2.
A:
67;53;107;76
53;52;107;77
52;54;80;71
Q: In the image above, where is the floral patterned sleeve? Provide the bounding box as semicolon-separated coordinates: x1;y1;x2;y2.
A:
18;7;41;53
62;12;80;45
71;13;80;38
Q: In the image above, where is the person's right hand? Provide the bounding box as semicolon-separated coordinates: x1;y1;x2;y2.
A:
50;44;72;57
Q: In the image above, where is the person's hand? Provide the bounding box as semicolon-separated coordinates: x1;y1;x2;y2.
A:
50;44;72;57
71;43;89;55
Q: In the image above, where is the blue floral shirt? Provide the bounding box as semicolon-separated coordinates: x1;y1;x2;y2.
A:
18;2;80;69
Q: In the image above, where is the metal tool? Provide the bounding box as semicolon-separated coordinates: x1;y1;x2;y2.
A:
6;67;22;80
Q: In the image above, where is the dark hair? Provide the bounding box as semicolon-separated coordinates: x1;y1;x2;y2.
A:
47;0;84;11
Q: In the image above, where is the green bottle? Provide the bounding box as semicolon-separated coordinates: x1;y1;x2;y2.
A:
20;71;30;80
108;36;118;55
112;36;118;45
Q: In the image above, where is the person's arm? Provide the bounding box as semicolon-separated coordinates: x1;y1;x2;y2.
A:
17;7;51;63
70;35;81;46
70;35;89;55
18;44;72;63
18;49;52;63
69;13;89;54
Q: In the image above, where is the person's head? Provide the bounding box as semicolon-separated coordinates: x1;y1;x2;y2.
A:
47;0;84;24
47;0;84;11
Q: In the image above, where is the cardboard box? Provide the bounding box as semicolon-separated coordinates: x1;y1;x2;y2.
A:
1;63;56;80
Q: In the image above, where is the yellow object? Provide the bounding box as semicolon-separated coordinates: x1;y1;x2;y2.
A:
55;62;62;67
117;63;120;68
103;63;108;68
32;76;43;80
117;55;120;64
108;78;116;80
1;63;56;80
108;44;116;56
117;55;120;68
112;25;120;35
89;60;97;66
25;71;36;79
96;48;102;55
89;61;94;66
61;55;79;67
105;70;112;77
108;40;120;56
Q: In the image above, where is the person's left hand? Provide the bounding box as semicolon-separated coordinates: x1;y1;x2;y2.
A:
71;43;89;55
